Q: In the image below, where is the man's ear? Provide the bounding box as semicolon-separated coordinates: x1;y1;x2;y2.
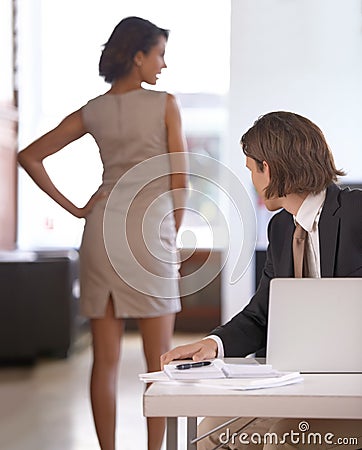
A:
262;160;270;174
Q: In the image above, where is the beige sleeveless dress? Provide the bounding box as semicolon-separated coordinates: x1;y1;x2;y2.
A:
79;89;181;318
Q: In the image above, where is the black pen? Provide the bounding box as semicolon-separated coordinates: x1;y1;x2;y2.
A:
176;361;212;370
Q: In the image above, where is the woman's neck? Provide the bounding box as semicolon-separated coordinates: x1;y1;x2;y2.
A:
108;77;142;94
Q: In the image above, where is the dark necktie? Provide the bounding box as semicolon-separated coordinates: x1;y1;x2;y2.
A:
293;223;307;278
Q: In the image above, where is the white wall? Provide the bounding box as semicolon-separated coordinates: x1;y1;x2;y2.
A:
222;0;362;322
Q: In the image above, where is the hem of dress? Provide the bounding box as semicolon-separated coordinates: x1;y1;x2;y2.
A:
80;306;181;319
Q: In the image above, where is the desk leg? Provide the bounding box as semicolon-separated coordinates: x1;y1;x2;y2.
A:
186;417;197;450
166;417;178;450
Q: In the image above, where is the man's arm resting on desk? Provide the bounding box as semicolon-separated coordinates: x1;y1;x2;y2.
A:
160;338;218;367
205;335;225;358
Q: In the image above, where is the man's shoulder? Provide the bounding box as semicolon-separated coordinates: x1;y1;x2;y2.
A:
328;184;362;212
266;209;293;240
338;185;362;201
268;208;291;226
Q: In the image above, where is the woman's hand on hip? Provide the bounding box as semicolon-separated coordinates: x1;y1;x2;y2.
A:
76;191;107;218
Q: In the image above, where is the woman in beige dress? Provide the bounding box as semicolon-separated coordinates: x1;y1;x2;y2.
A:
18;16;188;450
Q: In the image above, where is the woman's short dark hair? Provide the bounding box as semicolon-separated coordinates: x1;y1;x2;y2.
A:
99;16;169;83
241;111;345;198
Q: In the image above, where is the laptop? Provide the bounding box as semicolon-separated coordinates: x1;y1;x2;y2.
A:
266;278;362;373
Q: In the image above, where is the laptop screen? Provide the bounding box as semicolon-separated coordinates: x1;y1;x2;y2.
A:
266;278;362;373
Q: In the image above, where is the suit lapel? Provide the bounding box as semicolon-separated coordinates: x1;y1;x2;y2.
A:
282;220;295;276
272;213;295;277
319;185;341;277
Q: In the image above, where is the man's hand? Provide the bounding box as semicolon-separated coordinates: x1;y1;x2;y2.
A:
160;338;218;369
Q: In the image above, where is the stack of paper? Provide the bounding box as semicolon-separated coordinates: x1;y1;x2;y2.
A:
191;372;304;391
163;360;224;380
139;359;303;390
139;371;169;383
164;359;279;380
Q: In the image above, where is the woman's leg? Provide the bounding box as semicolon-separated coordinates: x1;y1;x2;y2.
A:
90;298;124;450
138;313;176;450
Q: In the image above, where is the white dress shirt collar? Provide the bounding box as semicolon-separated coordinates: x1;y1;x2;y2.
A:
294;189;326;278
295;189;326;232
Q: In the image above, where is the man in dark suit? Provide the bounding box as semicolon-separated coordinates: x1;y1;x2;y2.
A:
161;111;362;449
213;183;362;359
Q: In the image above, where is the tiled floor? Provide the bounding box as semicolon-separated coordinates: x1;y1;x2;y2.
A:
0;329;203;450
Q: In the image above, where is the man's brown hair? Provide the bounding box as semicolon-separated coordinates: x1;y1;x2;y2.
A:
241;111;345;199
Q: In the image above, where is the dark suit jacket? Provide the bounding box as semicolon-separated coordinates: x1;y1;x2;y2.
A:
211;184;362;357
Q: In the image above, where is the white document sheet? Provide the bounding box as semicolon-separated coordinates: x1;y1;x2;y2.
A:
139;359;303;390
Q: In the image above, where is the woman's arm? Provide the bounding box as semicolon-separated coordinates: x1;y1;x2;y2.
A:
165;94;189;231
18;109;101;218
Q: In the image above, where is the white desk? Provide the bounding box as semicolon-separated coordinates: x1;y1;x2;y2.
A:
143;374;362;450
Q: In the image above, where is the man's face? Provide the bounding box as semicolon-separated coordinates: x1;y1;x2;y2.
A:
245;156;283;211
246;156;269;198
